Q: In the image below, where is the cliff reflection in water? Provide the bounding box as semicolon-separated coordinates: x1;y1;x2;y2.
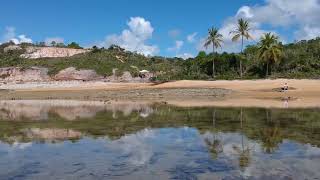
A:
0;100;320;179
0;100;153;121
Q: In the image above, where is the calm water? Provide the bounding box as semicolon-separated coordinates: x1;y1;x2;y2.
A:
0;100;319;180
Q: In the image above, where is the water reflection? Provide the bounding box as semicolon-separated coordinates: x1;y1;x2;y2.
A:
0;100;319;179
0;100;153;121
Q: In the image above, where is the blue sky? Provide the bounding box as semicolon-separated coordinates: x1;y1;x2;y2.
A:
1;0;319;57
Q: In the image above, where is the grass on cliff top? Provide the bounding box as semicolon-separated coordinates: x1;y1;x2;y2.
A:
0;46;184;78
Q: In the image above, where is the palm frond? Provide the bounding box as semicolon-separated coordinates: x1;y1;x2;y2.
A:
204;40;211;49
231;34;241;42
203;27;224;49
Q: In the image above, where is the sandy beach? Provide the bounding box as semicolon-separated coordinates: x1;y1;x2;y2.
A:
0;79;320;108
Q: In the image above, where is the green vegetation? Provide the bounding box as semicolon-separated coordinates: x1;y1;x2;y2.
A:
258;33;283;77
0;18;319;80
67;42;83;49
0;43;184;77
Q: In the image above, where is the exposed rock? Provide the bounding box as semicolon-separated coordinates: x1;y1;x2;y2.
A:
105;70;155;82
0;100;153;121
22;128;82;141
21;46;89;59
0;67;50;82
3;45;22;52
0;66;154;83
54;67;101;81
121;71;134;81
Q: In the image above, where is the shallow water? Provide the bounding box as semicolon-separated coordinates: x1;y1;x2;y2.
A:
0;100;319;179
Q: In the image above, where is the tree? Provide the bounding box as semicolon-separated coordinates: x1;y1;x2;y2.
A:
108;44;125;52
197;51;207;59
67;42;82;49
56;42;66;47
204;27;223;77
230;18;252;78
38;41;46;47
51;41;56;47
91;45;101;53
258;33;283;77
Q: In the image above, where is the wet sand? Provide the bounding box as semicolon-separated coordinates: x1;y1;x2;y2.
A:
0;79;319;108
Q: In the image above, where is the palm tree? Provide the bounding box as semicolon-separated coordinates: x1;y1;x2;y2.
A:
258;33;283;77
204;27;223;77
230;18;252;78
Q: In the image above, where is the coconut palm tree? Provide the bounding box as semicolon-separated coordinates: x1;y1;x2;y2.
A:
230;18;252;78
258;33;283;77
204;27;223;77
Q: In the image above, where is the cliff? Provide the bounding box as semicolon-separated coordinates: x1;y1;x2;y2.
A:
0;67;50;82
21;46;90;59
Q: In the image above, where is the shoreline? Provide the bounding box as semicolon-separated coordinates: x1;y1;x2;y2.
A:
1;79;320;108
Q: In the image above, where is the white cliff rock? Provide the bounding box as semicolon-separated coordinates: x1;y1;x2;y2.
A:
21;46;89;59
3;45;22;52
54;67;101;81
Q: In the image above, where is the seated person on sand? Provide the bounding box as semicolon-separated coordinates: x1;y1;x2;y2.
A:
281;82;289;91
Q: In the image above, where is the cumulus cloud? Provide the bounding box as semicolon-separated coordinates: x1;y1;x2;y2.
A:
234;0;320;40
187;32;198;43
45;37;64;46
1;26;33;44
16;35;32;43
197;0;319;53
100;17;159;56
168;40;184;52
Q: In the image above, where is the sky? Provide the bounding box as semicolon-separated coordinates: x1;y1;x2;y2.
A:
0;0;319;58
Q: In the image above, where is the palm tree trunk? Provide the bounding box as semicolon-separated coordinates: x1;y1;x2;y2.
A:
212;45;215;78
240;108;244;150
212;109;216;128
240;36;244;78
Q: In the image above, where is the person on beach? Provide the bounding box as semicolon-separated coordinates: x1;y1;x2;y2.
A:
282;82;289;91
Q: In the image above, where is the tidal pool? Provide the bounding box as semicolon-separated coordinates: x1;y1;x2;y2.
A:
0;100;319;179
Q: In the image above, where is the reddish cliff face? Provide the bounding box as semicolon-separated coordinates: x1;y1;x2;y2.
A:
20;46;90;59
0;67;51;82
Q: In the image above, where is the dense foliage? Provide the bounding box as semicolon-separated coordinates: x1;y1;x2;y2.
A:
0;37;319;80
180;37;320;80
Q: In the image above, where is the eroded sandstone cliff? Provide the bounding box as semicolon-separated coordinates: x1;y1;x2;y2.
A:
0;67;51;82
21;46;89;59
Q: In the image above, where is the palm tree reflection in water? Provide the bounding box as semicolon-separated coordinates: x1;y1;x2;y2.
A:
233;108;254;171
260;109;283;154
204;109;223;159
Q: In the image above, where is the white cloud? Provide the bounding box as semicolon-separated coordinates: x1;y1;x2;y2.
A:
168;29;181;38
2;26;33;44
187;32;197;43
235;0;320;40
199;0;318;53
45;37;64;45
17;35;32;43
176;53;194;59
168;40;184;52
100;17;159;56
295;25;320;41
